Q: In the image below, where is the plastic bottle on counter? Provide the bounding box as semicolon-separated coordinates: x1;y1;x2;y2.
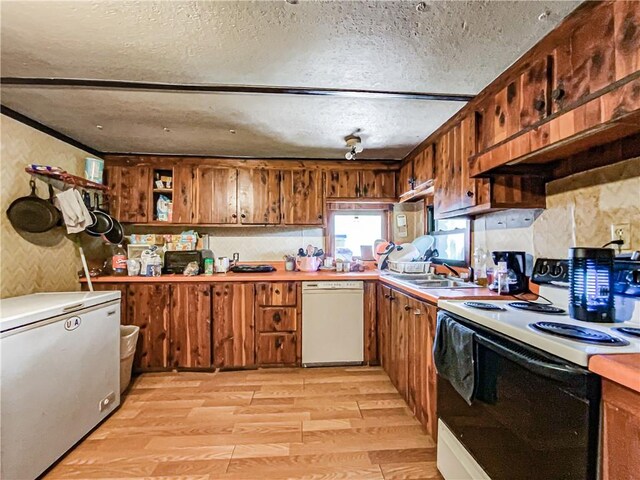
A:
112;244;128;276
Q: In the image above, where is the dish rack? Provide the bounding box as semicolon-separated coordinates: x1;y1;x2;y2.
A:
388;261;431;274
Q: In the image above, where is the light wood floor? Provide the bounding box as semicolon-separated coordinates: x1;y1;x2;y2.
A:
45;366;442;480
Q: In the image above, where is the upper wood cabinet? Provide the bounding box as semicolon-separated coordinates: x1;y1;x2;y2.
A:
105;165;151;223
396;161;414;196
281;170;324;225
412;145;435;186
238;168;281;225
325;170;396;200
195;167;238;224
171;166;195;223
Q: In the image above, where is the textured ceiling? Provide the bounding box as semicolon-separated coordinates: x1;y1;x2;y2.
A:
0;0;582;158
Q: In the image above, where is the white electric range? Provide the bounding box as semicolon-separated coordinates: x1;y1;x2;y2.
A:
438;284;640;367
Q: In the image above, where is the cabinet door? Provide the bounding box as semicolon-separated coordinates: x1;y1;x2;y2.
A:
255;282;297;306
412;146;434;186
377;284;392;373
396;161;414;196
613;1;640;82
212;283;255;368
105;165;151;223
407;298;428;420
552;2;616;113
390;290;410;398
195;167;238;224
425;303;438;440
170;284;211;368
281;170;324;225
519;57;550;128
492;78;521;145
172;166;195;223
238;168;281;224
126;284;171;371
325;170;360;198
256;307;297;332
360;170;396;199
363;281;378;365
86;283;128;325
256;333;297;366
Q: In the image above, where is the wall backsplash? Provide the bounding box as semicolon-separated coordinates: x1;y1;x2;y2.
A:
473;157;640;261
1;115;94;298
123;225;325;262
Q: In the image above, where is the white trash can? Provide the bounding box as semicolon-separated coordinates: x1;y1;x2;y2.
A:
120;325;139;394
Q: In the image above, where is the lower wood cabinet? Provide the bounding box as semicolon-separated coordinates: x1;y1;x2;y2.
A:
256;333;298;366
602;379;640;480
378;285;438;439
170;284;212;369
212;283;256;369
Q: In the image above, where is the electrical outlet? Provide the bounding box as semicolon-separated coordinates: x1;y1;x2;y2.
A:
611;223;631;249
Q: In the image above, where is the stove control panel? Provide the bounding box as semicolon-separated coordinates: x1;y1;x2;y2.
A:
532;258;569;285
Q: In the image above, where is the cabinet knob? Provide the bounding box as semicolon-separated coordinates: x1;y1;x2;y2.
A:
275;337;284;349
551;87;565;101
533;98;546;112
318;214;323;219
383;294;390;299
404;305;411;311
240;213;246;219
466;190;474;197
273;312;282;323
231;213;237;219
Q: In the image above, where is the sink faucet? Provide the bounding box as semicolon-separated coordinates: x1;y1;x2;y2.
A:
442;263;461;278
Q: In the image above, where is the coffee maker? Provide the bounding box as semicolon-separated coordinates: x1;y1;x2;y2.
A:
489;251;528;294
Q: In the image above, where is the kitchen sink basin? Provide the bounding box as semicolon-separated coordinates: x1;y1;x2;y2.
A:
383;273;479;289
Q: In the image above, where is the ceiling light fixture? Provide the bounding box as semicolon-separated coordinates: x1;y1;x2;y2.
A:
344;134;363;161
538;9;551;21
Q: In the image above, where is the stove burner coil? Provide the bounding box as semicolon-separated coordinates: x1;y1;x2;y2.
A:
530;322;629;346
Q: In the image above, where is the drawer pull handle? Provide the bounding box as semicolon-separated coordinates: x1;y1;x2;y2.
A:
275;337;284;349
107;310;117;316
273;312;282;323
63;303;85;312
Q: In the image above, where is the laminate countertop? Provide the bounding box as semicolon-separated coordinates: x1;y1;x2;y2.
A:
81;270;507;305
589;354;640;393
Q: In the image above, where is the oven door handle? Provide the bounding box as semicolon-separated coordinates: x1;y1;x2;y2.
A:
475;335;588;383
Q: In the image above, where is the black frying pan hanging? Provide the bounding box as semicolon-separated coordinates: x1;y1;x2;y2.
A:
6;180;61;233
85;192;113;237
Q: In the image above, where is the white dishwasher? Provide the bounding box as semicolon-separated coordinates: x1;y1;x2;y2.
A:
302;281;364;366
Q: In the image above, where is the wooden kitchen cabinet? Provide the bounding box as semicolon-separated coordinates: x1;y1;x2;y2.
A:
602;379;640;480
396;160;414;196
195;167;238;224
412;145;435;187
238;168;281;224
125;284;171;371
363;281;378;365
377;284;393;372
390;290;411;398
256;307;297;332
105;165;151;223
212;283;255;368
171;166;195;223
281;170;324;225
169;284;211;368
256;333;297;366
406;298;427;424
256;282;297;306
325;170;395;200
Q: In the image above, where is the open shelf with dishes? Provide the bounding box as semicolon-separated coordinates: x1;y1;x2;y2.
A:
151;168;174;222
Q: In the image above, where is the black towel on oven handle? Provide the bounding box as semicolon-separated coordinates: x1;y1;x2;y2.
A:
433;311;477;405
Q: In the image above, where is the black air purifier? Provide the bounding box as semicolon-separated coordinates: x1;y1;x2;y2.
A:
569;247;615;322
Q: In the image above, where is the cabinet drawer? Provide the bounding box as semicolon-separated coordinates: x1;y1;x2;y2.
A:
256;282;297;306
256;333;297;365
256;307;297;332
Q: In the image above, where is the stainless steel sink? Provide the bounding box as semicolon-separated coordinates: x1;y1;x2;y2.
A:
385;274;479;289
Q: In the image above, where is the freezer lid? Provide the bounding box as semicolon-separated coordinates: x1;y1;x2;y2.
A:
0;291;120;332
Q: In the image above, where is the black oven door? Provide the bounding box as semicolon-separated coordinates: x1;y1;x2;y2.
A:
437;313;601;480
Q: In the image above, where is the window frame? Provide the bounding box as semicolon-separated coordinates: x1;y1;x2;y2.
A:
326;204;391;258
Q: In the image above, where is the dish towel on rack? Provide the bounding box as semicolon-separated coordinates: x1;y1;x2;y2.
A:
433;311;477;405
55;189;94;233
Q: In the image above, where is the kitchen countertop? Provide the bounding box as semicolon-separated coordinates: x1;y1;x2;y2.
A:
589;354;640;394
81;269;506;305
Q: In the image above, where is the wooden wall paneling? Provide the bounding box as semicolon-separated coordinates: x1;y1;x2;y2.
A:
325;170;360;198
281;170;324;225
602;379;640;480
238;168;281;224
376;284;392;373
126;284;171;371
613;0;640;81
363;281;378;365
359;170;396;199
170;284;212;368
256;333;297;366
212;283;255;368
171;166;195;223
195;167;238;224
255;282;297;306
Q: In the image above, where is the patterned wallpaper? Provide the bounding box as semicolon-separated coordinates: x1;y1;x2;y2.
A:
474;157;640;261
1;115;94;298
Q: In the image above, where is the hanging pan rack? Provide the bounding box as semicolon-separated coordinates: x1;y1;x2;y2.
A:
25;167;109;194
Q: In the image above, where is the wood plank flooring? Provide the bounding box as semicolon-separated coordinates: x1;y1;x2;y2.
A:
45;366;442;480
